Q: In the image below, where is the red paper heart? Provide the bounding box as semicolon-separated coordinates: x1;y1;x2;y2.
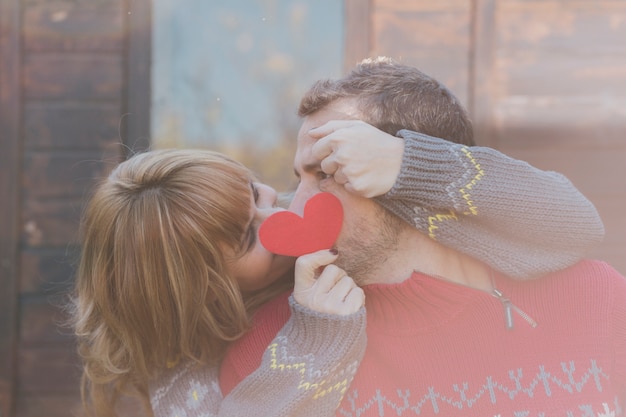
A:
259;192;343;257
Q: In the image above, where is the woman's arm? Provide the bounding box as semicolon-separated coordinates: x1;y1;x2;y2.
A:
310;120;605;278
150;298;366;417
150;250;366;416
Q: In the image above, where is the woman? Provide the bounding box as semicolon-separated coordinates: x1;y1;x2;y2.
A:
72;149;366;417
71;123;603;417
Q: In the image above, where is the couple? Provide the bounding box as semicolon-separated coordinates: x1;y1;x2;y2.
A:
72;57;624;416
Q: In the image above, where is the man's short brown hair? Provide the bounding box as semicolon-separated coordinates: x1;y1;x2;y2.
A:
298;56;474;146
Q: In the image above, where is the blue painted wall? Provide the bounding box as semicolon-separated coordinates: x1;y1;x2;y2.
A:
152;0;343;187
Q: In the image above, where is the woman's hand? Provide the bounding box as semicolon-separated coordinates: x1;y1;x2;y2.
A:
293;249;364;315
309;120;404;198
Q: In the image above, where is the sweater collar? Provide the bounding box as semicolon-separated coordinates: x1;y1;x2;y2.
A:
362;271;493;335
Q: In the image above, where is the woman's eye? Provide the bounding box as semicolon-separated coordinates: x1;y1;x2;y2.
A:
252;184;260;202
242;224;256;253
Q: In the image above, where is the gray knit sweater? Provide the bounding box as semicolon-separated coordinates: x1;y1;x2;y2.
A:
375;129;604;278
149;296;366;417
148;130;604;416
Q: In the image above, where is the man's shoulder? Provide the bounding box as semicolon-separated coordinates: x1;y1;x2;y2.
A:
251;289;293;327
558;259;624;280
547;259;626;297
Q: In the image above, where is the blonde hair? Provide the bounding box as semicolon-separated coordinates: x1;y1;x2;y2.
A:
70;149;292;416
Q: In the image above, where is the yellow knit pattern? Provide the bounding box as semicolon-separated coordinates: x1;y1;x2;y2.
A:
428;146;484;239
268;342;351;399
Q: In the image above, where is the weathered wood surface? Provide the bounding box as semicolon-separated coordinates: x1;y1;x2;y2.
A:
8;0;129;416
1;1;625;416
0;0;22;413
370;0;626;274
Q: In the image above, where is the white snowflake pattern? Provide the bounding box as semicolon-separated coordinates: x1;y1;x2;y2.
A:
598;403;615;417
186;379;210;410
168;405;187;417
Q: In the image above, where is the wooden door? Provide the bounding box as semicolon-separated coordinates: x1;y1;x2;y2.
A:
0;0;150;415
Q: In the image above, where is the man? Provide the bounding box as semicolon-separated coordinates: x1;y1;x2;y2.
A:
221;57;625;415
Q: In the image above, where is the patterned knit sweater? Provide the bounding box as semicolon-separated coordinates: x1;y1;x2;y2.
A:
153;130;606;415
221;260;626;416
149;297;366;416
374;129;604;279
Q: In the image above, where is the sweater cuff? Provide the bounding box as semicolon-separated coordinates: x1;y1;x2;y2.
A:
280;294;366;355
384;129;467;201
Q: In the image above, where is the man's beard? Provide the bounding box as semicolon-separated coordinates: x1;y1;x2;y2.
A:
334;207;405;286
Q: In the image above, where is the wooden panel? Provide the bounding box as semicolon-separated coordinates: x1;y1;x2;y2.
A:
371;0;471;104
471;0;497;147
17;346;80;395
495;1;626;98
21;199;84;248
22;152;113;198
0;0;21;414
494;97;626;149
343;0;371;71
24;103;122;150
14;394;85;417
15;394;147;417
19;296;73;346
23;0;124;52
23;54;123;100
124;0;152;155
497;51;626;98
500;148;626;198
20;247;78;294
498;1;626;52
593;196;626;247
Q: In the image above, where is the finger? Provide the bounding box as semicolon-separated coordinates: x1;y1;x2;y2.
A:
326;275;357;300
308;120;358;139
294;249;339;293
343;181;357;195
311;135;334;161
332;168;349;185
313;264;347;295
324;281;364;316
320;154;339;175
342;287;365;312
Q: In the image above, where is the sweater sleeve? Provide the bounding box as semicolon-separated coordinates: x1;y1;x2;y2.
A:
374;129;605;279
150;295;366;417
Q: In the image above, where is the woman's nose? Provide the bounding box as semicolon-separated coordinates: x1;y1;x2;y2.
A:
288;183;317;216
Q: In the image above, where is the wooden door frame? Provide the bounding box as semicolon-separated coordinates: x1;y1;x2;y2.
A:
0;0;21;414
343;0;371;72
124;0;152;155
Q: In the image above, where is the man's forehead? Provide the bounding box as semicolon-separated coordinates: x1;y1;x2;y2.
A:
294;99;361;169
308;99;360;126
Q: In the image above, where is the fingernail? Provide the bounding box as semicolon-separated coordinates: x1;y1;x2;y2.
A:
329;248;338;255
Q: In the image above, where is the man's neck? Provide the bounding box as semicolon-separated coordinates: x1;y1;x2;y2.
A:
360;229;491;292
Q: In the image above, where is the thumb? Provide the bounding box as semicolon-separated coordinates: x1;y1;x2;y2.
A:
294;249;339;295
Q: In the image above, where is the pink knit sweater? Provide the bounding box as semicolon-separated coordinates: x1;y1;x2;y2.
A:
221;259;626;416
